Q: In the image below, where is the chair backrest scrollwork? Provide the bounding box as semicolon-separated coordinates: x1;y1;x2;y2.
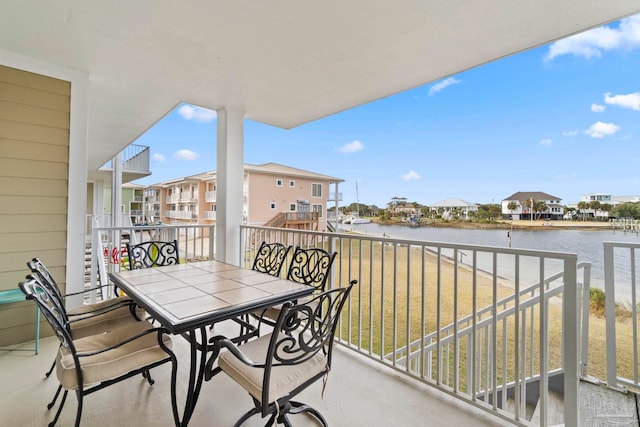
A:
126;240;180;269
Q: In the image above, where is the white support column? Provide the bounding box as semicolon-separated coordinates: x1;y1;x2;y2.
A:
216;107;245;265
112;152;123;227
94;180;105;226
65;72;90;308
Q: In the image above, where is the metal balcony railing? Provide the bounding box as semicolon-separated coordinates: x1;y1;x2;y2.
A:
101;144;150;172
603;241;640;391
239;225;581;427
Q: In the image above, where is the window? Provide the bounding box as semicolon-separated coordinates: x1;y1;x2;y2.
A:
276;179;283;187
312;183;322;198
270;202;277;210
312;204;323;218
289;180;295;187
289;204;296;211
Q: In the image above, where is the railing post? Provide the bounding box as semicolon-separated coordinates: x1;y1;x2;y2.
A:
603;242;617;388
563;254;579;427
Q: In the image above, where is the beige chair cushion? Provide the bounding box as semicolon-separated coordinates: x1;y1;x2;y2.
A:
56;320;172;390
68;297;146;339
218;332;326;404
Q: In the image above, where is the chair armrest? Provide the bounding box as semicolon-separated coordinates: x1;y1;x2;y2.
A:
75;326;170;358
66;298;139;321
209;335;264;368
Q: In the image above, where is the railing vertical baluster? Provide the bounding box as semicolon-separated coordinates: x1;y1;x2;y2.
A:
539;257;547;427
603;242;617;388
491;252;498;411
406;244;411;373
631;248;638;385
369;238;374;356
471;250;478;401
392;243;398;366
436;247;442;385
453;249;459;391
513;254;521;421
420;244;426;379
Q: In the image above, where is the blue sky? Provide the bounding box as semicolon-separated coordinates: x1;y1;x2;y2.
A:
134;14;640;208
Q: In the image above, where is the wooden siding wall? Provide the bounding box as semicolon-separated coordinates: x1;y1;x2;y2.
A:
0;65;70;346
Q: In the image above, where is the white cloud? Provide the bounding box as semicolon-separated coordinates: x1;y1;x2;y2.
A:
591;103;606;113
428;77;461;96
546;14;640;61
338;140;364;153
177;104;217;122
584;121;620;138
152;153;166;162
562;129;579;137
172;149;200;160
400;170;421;181
540;138;552;146
604;92;640;111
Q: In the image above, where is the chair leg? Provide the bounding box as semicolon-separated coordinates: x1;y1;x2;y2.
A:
48;390;68;427
234;407;261;427
141;369;155;385
47;384;62;409
74;389;83;427
45;359;55;378
289;401;328;427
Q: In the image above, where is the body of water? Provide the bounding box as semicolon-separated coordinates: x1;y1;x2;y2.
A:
340;222;640;303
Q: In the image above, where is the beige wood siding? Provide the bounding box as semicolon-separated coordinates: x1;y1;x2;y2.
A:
0;65;70;347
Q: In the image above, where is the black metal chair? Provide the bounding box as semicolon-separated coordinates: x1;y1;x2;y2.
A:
251;241;292;277
256;246;337;328
212;280;357;426
126;240;180;269
19;275;179;427
27;258;145;378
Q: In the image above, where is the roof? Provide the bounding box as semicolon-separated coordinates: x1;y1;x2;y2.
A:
431;198;479;208
150;163;343;186
2;1;639;173
504;191;562;202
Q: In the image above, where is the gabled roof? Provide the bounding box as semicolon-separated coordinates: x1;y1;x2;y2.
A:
149;163;343;186
2;2;639;172
504;191;562;202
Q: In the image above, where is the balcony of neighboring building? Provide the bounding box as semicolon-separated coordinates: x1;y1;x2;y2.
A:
94;144;151;183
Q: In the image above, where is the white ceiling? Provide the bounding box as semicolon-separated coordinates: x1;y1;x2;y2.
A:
2;1;639;171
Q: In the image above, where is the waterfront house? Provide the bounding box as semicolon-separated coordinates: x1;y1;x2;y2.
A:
501;191;564;221
3;3;640;426
429;198;479;220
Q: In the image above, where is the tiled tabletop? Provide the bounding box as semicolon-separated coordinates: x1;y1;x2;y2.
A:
109;260;313;334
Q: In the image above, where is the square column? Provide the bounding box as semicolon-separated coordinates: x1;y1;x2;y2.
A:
216;107;245;264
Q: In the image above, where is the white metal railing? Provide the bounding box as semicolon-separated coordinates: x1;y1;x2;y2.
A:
205;191;216;202
603;241;640;391
203;211;216;220
89;223;215;302
240;225;580;427
101;144;150;172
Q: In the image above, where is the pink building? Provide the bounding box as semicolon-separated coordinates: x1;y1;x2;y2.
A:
145;163;343;231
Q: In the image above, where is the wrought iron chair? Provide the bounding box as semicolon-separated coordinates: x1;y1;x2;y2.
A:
212;280;357;426
27;258;145;378
19;275;179;427
256;246;337;328
251;241;292;277
239;242;293;340
126;239;180;269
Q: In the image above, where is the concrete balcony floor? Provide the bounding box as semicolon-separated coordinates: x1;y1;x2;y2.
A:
1;327;509;427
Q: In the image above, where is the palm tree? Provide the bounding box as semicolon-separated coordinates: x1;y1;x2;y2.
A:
600;203;613;220
507;201;517;220
577;201;589;221
590;201;602;221
534;200;548;220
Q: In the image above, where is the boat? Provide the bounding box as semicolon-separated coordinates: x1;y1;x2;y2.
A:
342;212;371;224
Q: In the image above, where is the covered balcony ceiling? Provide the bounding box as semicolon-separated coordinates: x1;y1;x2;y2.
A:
1;1;639;171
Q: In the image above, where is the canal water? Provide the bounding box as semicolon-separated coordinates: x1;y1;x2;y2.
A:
341;222;640;303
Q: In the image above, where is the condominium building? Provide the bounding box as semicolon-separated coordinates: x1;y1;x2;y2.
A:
144;163;344;231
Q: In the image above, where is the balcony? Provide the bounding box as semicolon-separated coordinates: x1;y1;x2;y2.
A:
203;211;216;220
6;225;639;426
166;211;197;220
205;191;216;202
96;144;151;183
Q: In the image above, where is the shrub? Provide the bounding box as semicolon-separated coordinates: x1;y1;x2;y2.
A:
590;287;606;316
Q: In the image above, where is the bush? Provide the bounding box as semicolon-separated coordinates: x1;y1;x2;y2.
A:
590;288;606;316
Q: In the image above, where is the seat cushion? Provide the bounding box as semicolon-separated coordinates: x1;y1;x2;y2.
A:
218;332;326;404
56;320;172;390
67;297;146;339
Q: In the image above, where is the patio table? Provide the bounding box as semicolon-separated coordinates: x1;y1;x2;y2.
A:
109;260;313;427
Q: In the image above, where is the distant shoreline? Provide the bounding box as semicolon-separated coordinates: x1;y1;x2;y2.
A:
372;218;612;231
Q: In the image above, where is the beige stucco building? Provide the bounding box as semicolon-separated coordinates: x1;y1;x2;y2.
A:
145;163;343;232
